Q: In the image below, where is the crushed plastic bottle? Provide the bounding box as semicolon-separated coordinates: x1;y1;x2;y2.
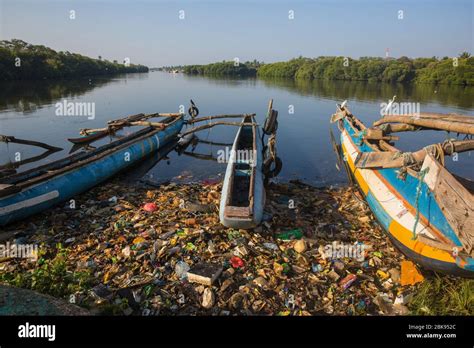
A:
174;261;190;280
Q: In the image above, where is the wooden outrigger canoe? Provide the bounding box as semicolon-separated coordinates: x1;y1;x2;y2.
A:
331;104;474;277
0;114;184;226
219;114;265;229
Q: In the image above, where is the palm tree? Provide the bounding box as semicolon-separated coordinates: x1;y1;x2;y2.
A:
459;52;471;59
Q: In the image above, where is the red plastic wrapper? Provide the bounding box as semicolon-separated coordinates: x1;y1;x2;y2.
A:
143;202;158;212
230;256;245;268
339;274;357;290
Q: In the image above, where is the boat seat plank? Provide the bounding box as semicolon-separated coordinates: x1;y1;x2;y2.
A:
224;206;251;218
235;169;252;176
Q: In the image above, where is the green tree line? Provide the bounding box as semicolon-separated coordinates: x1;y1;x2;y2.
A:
0;40;149;80
183;54;473;85
256;54;473;85
183;61;258;77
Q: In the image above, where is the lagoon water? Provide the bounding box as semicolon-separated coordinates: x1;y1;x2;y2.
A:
1;72;473;186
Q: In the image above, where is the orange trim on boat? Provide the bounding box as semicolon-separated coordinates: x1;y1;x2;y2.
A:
341;130;456;264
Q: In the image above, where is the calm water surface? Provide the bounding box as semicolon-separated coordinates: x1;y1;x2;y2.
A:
1;72;473;186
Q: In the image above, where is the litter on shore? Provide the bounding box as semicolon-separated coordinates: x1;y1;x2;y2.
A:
0;178;441;316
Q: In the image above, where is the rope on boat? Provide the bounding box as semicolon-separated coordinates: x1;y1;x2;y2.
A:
378;124;390;132
263;133;282;179
424;143;445;167
391;151;416;167
268;134;276;160
442;138;456;158
356;129;367;145
412;167;430;240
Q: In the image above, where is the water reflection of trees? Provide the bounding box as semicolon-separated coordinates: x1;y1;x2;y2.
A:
0;77;119;114
259;78;474;110
182;74;258;88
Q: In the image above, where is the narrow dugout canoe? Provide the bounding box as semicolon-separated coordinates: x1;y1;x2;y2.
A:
333;106;474;277
0;115;184;226
219;114;264;229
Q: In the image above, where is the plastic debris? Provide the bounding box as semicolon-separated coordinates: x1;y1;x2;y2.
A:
143;202;158;212
276;228;303;240
400;261;424;286
0;179;436;316
175;261;191;280
293;240;307;253
230;256;244;269
339;274;357;290
201;288;215;309
263;243;279;251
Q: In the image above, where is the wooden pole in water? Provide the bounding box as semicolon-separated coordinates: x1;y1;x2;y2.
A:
0;135;62;151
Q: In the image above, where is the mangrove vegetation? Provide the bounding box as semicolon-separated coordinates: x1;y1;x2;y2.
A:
0;40;149;80
184;54;474;85
183;60;260;77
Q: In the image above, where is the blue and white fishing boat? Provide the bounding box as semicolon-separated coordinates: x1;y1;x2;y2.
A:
0;114;184;226
331;103;474;277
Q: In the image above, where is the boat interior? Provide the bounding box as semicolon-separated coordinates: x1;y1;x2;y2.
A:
224;115;256;217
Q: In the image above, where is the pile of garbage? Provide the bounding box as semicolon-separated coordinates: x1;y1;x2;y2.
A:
0;179;426;315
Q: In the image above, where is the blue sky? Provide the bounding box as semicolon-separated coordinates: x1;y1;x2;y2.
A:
0;0;472;67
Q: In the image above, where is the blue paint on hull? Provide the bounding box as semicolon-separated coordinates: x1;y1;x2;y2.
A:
342;118;461;246
0;119;184;226
341;118;474;275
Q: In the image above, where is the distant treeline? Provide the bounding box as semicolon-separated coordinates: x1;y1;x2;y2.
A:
0;40;149;80
183;60;261;77
183;54;474;85
257;54;474;85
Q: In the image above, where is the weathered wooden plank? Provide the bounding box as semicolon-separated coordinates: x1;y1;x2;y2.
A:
224;206;251;218
373;116;474;135
385;112;474;124
422;154;474;255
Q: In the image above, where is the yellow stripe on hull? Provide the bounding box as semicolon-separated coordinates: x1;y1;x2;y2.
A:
388;220;454;263
340;132;456;265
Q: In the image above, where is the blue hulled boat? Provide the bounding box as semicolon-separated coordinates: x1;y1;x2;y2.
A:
332;104;474;277
0;115;184;226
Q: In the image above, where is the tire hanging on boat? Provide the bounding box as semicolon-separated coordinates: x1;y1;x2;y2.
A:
263;133;282;181
188;99;199;119
263;156;282;179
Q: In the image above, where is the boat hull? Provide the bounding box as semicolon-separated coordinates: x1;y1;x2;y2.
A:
0;119;184;226
339;117;474;277
219;121;264;229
